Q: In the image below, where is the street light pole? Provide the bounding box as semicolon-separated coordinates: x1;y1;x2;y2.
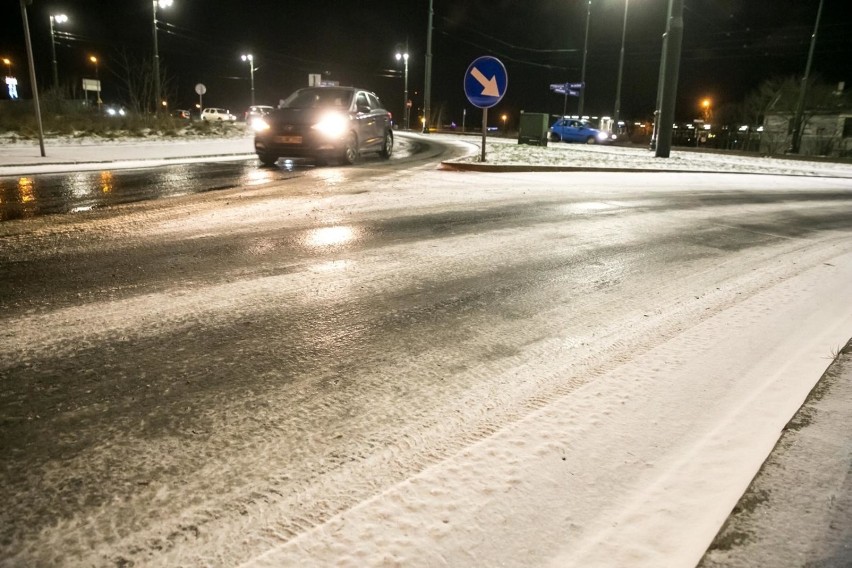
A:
422;0;433;133
49;14;68;89
578;0;592;117
789;0;825;155
654;0;684;158
152;0;173;113
395;51;409;130
613;0;629;130
241;54;255;106
19;0;46;156
90;56;102;107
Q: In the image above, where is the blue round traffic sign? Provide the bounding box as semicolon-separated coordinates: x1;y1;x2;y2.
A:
464;56;508;109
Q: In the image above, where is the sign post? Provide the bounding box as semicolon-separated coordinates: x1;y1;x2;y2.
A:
464;56;508;162
195;83;207;112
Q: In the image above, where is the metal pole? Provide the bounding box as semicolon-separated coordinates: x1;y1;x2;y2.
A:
578;0;591;116
654;0;684;158
788;0;824;155
481;107;488;162
613;0;629;129
152;0;161;113
650;0;673;150
422;0;433;133
250;60;255;107
403;57;409;130
50;16;59;89
20;0;46;157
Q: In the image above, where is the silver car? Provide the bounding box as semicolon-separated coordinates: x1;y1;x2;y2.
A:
253;87;393;166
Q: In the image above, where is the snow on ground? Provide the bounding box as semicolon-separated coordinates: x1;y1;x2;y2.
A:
2;131;852;179
241;250;852;567
2;132;852;566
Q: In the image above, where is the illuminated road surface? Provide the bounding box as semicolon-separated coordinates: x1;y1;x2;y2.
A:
2;155;851;566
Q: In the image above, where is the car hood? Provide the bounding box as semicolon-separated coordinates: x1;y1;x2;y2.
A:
268;107;348;127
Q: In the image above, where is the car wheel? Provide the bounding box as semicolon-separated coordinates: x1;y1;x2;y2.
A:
257;153;277;167
341;133;359;165
549;132;562;142
379;130;393;159
585;136;596;144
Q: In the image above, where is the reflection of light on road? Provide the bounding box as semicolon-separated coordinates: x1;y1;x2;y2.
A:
244;168;275;187
306;226;357;247
71;205;95;213
64;173;93;198
315;168;345;185
18;178;35;202
312;259;353;272
100;171;114;194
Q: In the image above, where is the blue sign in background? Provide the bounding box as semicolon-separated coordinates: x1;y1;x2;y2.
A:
464;56;508;109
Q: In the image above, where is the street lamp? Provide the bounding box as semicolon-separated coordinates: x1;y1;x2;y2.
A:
2;58;10;77
90;55;102;107
701;98;711;122
152;0;173;112
501;113;508;136
241;53;255;107
395;51;409;130
613;0;629;131
49;14;68;88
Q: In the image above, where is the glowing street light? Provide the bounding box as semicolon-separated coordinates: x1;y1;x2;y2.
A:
2;57;10;77
701;98;712;122
89;55;102;107
49;14;68;88
395;51;409;130
501;113;508;136
152;0;173;112
241;53;255;106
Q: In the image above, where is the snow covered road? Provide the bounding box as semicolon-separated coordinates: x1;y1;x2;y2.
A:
2;160;851;566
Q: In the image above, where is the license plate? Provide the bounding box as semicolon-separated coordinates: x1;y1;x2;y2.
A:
274;135;302;144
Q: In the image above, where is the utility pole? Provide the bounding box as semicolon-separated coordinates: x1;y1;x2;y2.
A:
422;0;434;133
654;0;684;158
20;0;45;157
613;0;629;129
578;0;592;116
650;0;674;151
788;0;825;155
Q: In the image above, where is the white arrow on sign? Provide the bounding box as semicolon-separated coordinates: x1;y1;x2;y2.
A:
470;67;499;97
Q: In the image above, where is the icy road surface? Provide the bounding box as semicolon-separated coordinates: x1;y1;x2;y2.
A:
2;156;852;566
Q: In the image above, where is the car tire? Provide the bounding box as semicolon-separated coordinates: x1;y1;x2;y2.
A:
257;153;278;167
379;130;393;159
585;136;596;144
341;133;359;165
549;132;562;142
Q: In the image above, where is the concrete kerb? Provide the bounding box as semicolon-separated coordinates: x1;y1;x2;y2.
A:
438;160;852;179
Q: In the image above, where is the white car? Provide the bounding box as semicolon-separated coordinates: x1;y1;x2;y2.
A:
201;108;237;122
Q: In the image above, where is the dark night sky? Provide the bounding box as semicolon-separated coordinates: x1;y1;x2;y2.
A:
2;1;851;126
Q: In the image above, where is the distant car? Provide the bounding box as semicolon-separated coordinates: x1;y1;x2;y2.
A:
245;105;274;122
253;86;393;166
172;109;191;120
201;108;237;122
549;117;614;144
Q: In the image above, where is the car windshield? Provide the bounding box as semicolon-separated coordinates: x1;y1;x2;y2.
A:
281;88;353;110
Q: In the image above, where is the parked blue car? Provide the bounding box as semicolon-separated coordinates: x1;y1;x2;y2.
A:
549;117;614;144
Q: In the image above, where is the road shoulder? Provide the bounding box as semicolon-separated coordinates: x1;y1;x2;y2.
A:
699;338;852;568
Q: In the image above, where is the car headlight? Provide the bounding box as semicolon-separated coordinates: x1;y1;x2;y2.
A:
312;112;348;138
251;117;270;132
596;131;608;141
